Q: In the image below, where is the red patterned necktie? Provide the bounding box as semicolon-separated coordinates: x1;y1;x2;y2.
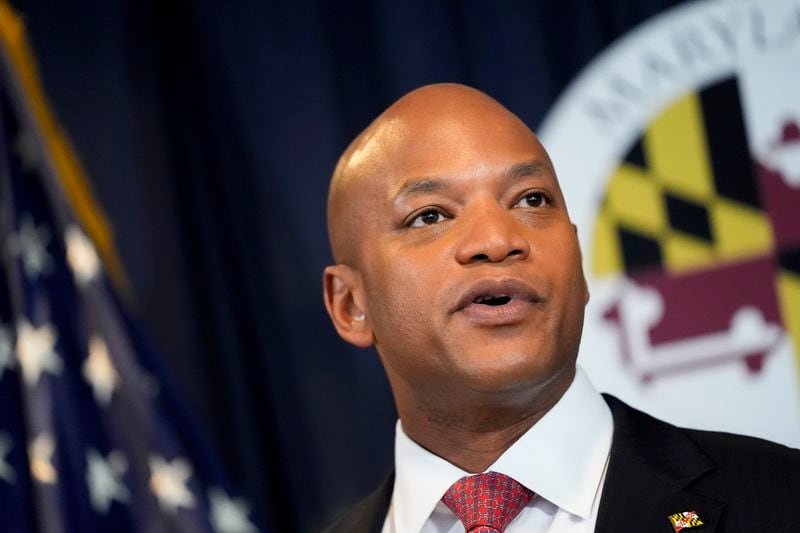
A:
441;472;534;533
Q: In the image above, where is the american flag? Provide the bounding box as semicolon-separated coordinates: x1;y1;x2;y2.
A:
0;3;260;532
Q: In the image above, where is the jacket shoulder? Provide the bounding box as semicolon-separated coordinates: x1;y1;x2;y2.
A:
685;425;800;481
597;395;800;533
683;424;800;531
604;393;800;475
603;393;800;528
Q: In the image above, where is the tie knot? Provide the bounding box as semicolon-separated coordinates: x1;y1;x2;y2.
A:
441;472;534;533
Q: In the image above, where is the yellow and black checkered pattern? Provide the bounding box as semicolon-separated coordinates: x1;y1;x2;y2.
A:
593;78;774;277
592;76;800;369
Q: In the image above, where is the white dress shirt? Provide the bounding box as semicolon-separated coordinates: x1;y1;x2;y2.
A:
381;367;613;533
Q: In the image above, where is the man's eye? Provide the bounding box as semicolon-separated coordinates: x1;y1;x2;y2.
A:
513;191;548;208
409;209;446;227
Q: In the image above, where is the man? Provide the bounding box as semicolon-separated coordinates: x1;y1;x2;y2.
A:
321;84;800;533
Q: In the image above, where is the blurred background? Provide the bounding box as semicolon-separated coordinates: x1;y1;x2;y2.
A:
5;0;799;532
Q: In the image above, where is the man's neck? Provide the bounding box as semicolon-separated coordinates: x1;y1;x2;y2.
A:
397;368;574;473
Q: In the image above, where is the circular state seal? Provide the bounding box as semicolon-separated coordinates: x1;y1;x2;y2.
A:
539;0;800;447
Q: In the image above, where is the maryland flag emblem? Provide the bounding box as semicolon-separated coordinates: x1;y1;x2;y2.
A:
539;0;800;446
593;77;799;382
667;511;704;532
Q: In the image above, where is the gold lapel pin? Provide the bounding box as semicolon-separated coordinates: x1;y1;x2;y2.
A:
667;511;704;532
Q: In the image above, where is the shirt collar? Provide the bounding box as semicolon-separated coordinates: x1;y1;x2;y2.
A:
391;366;612;532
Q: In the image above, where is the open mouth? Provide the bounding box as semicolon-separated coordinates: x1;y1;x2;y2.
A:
474;295;513;306
459;286;535;324
454;279;542;319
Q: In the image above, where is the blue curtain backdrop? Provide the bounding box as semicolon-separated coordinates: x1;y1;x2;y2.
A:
9;1;686;530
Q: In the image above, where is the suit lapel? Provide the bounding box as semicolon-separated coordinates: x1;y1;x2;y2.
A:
596;396;726;533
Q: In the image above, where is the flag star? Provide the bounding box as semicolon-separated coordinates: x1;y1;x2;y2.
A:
15;319;62;387
82;335;119;406
0;433;16;484
86;448;130;513
65;226;101;286
149;455;196;513
29;432;57;484
0;324;15;381
6;215;53;280
208;487;258;533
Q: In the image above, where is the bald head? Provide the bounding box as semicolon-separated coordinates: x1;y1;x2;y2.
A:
327;83;552;266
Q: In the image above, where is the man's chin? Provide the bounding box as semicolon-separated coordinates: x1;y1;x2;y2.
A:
449;350;562;395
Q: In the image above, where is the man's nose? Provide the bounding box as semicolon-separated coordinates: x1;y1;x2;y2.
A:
454;201;531;265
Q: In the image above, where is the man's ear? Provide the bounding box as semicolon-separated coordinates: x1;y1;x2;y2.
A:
572;223;590;306
323;264;374;348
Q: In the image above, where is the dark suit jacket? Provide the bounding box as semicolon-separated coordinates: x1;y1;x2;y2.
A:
322;395;800;532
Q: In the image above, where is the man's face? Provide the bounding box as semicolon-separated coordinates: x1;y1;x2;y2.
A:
348;105;589;404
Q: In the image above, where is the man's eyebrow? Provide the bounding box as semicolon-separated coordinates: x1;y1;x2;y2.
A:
392;160;552;203
505;160;551;181
392;177;450;203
